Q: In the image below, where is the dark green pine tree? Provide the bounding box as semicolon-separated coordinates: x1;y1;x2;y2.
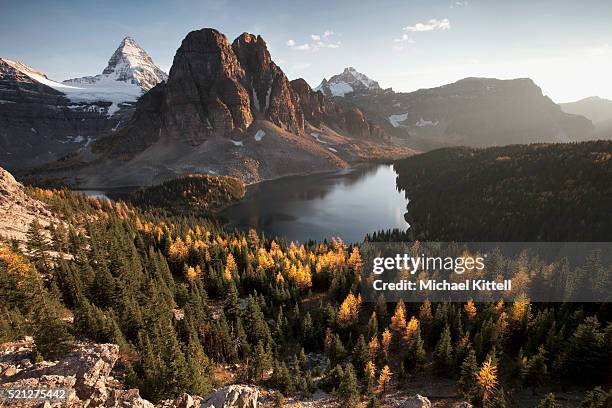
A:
33;296;74;360
537;393;557;408
250;341;272;382
270;360;293;395
338;363;360;408
352;334;370;378
329;333;346;365
433;324;454;373
224;281;241;326
26;220;51;271
185;329;214;396
405;327;426;371
457;348;478;401
522;345;548;392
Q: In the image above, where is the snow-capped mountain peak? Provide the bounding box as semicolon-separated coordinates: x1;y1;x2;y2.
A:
64;36;167;90
315;67;381;97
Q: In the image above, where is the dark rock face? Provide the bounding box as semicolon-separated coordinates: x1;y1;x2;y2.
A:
290;78;385;139
99;29;305;156
232;33;304;134
0;59;132;171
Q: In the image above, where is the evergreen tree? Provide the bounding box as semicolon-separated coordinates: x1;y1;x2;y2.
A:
581;387;612;408
270;360;293;395
26;220;51;271
433;324;454;373
352;334;370;378
537;393;557;408
338;363;360;407
522;345;548;391
458;349;478;401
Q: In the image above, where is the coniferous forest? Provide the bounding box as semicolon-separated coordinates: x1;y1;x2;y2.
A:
1;142;611;407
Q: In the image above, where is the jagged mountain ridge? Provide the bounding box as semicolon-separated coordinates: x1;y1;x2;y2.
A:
0;38;167;172
318;69;595;149
40;28;408;188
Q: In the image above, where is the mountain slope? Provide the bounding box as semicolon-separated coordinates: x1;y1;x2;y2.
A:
42;29;409;188
394;140;612;241
319;70;595;149
560;96;612;137
560;96;612;124
0;38;167;172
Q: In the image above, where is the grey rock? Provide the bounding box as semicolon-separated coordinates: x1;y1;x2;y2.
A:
398;394;432;408
201;385;259;408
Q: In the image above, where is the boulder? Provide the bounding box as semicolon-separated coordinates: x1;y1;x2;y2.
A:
106;389;154;408
201;385;259;408
0;342;120;407
452;403;473;408
398;394;432;408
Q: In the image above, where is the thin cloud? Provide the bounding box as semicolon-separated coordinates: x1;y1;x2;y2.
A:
450;1;468;8
404;18;451;32
394;33;416;44
286;31;341;51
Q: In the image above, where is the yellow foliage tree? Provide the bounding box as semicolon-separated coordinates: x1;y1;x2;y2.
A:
368;336;380;360
381;328;392;358
510;294;531;322
476;357;498;402
338;292;361;328
347;247;363;271
257;248;274;270
405;316;420;342
168;237;188;263
464;299;477;320
390;300;407;332
185;265;202;282
275;272;285;285
224;253;238;281
378;365;392;394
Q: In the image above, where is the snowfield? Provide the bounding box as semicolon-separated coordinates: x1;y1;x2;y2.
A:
389;112;409;128
416;117;439;127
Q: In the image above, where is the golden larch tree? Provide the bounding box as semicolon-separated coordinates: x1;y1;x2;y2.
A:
378;364;392;394
476;357;498;402
390;300;407;332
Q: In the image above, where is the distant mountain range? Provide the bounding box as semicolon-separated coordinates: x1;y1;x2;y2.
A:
0;37;166;170
317;69;596;150
0;28;607;187
560;96;612;136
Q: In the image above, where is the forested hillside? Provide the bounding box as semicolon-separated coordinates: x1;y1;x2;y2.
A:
394;141;612;242
129;174;245;216
1;179;610;407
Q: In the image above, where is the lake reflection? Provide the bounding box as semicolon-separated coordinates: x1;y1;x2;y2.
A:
220;164;409;243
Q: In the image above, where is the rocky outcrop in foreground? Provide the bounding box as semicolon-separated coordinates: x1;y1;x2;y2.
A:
0;339;260;408
0;166;56;242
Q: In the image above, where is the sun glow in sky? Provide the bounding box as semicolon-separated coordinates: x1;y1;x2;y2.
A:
1;0;611;102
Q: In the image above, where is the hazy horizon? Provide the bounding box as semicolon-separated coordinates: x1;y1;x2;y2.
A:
1;0;611;103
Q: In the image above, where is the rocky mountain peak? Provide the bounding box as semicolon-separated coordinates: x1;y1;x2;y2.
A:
232;32;273;74
316;66;382;97
64;36;167;91
98;27;304;152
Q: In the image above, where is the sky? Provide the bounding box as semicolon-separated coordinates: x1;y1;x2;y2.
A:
1;0;611;103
